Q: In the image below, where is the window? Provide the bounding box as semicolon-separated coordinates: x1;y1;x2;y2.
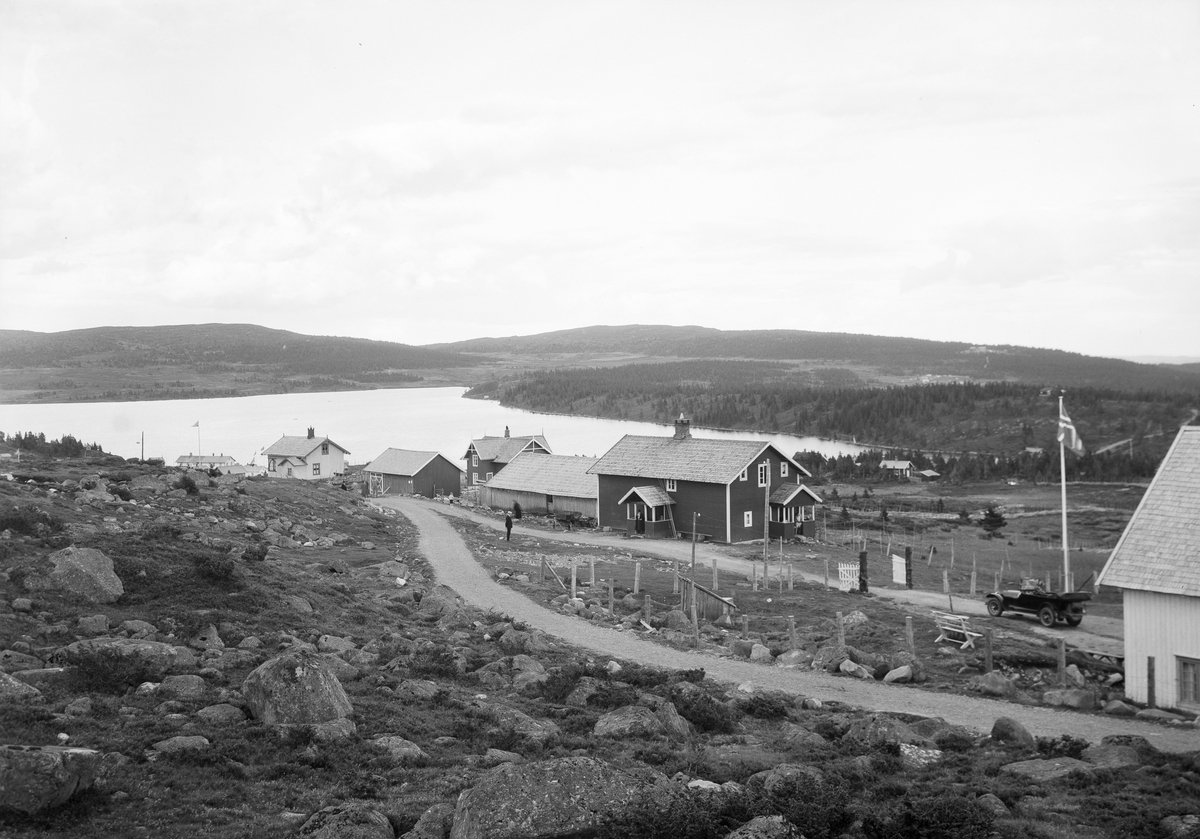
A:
780;461;788;478
486;472;493;481
472;454;479;467
739;467;748;481
1181;657;1200;709
268;458;276;472
743;511;753;527
472;472;478;484
665;478;677;492
312;463;321;476
286;467;293;478
321;443;329;455
757;463;768;487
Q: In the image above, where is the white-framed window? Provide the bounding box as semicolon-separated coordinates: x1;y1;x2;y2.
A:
472;454;479;467
312;463;321;476
472;472;478;484
321;443;329;455
665;478;677;492
743;510;753;527
486;472;493;481
1181;656;1200;709
739;467;748;481
780;461;788;478
268;458;276;472
286;467;293;478
757;463;768;487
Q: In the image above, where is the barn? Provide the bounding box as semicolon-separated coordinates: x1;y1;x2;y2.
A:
364;448;463;498
588;416;820;544
1097;425;1200;713
479;453;598;519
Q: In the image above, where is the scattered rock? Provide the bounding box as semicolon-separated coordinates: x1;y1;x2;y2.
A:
749;644;774;663
594;705;666;738
160;674;208;700
196;703;246;724
1001;756;1094;782
972;671;1018;697
396;679;442;701
241;649;353;726
0;650;43;673
189;624;225;651
1102;699;1138;716
838;659;873;679
0;670;42;701
299;802;394;839
0;745;102;814
402;802;456;839
61;637;198;678
1081;743;1141;769
724;815;796;839
77;614;109;635
975;793;1009;818
149;736;210;755
33;546;124;603
449;756;668;839
373;735;430;764
1042;688;1096;710
990;717;1035;748
773;650;812;670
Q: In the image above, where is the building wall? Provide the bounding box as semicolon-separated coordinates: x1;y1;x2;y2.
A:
480;487;595;518
596;474;728;542
1122;589;1200;711
413;457;462;497
728;450;799;543
468;456;497;486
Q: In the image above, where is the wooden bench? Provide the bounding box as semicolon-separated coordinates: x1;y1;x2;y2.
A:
932;610;983;650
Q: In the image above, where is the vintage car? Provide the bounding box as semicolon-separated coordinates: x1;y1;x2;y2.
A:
984;578;1090;627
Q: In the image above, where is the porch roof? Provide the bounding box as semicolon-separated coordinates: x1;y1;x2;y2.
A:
617;486;676;507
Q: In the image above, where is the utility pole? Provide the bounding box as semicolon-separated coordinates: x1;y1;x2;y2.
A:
761;460;771;578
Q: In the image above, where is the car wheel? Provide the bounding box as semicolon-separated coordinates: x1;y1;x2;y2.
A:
986;598;1003;617
1065;615;1082;626
1038;605;1057;627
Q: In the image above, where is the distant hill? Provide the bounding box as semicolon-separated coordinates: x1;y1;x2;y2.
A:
436;325;1200;394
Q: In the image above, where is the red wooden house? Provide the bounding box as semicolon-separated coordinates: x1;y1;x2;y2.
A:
463;427;551;486
588;416;822;543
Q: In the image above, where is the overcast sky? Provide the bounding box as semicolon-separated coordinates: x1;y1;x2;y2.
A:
2;2;1198;359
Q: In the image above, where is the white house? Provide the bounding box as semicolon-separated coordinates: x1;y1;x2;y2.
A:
880;459;915;478
175;454;240;472
1097;425;1200;713
263;428;350;480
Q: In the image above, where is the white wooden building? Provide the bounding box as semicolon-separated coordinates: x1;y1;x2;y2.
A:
1097;426;1200;713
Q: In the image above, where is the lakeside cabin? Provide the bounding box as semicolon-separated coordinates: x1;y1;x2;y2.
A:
463;427;551;486
263;428;349;480
480;453;599;519
1098;425;1200;714
364;448;462;498
588;415;822;544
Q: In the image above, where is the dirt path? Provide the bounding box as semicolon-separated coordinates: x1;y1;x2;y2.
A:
385;497;1200;754
384;498;1124;654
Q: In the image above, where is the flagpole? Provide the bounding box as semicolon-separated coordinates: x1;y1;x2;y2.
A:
1059;396;1070;587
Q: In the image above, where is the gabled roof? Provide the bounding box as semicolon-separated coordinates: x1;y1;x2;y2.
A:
175;455;237;465
483;453;598;498
881;460;915;469
770;483;824;506
588;435;809;485
263;435;350;459
365;448;460;477
465;435;551;464
1098;426;1200;597
618;486;675;507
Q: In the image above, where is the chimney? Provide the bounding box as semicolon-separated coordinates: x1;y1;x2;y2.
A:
307;427;315;439
504;426;510;438
673;413;691;441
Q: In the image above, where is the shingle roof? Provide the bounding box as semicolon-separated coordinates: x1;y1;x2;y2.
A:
770;484;824;505
365;448;459;477
466;435;551;464
263;435;350;459
483;453;598;498
1098;426;1200;597
881;460;914;469
175;455;236;465
588;435;807;485
618;486;675;507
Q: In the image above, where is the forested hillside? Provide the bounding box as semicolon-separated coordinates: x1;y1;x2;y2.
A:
468;360;1196;455
439;325;1200;394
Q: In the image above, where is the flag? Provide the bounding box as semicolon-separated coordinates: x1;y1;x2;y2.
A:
1058;405;1084;455
192;421;200;428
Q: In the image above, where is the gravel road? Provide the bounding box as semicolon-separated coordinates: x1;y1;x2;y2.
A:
383;497;1200;754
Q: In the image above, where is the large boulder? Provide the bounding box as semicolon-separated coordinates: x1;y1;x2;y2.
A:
241;650;353;726
403;803;456;839
31;546;124;603
299;803;394;839
0;671;42;701
465;699;559;747
725;815;797;839
1001;757;1094;782
990;717;1035;748
449;756;668;839
0;745;102;814
594;705;666;739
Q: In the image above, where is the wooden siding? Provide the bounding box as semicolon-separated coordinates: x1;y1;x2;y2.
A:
728;450;800;543
1122;589;1200;711
480;487;596;518
368;455;460;498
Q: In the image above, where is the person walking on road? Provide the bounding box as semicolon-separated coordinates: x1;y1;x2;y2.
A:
504;512;513;541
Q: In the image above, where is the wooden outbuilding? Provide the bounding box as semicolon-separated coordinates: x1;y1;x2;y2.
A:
479;453;598;518
1098;426;1200;713
364;448;462;498
588;415;821;544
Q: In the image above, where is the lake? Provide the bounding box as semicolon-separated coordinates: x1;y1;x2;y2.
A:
0;387;865;467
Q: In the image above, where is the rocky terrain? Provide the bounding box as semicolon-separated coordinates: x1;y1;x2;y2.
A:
1;456;1199;839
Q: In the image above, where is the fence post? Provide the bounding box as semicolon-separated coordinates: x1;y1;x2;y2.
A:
691;590;699;648
634;560;641;594
571;561;577;600
836;611;846;646
673;559;679;594
1057;638;1067;687
984;629;993;673
970;571;977;596
858;550;868;593
540;557;546;584
788;562;793;591
994;571;1000;591
905;546;912;589
824;558;829;589
1148;657;1156;708
752;564;758;591
904;616;914;656
590;557;595;588
942;569;949;594
712;556;718;591
608;577;615;617
1045;571;1053;592
644;594;653;623
741;614;749;640
789;615;797;649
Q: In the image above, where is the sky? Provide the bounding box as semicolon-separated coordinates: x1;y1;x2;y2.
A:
2;1;1198;359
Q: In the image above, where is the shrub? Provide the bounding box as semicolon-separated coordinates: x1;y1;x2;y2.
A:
71;646;160;693
409;646;462;679
193;553;237;584
597;787;723;839
174;474;199;495
747;773;854;839
1036;734;1089;760
0;504;64;538
742;693;791;719
110;485;133;501
671;688;737;734
241;541;270;562
861;793;994;839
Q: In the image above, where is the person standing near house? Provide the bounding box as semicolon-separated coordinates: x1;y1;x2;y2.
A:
504;512;513;541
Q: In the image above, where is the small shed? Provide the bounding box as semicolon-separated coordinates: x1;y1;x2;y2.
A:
480;453;598;518
618;485;676;539
364;448;463;498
